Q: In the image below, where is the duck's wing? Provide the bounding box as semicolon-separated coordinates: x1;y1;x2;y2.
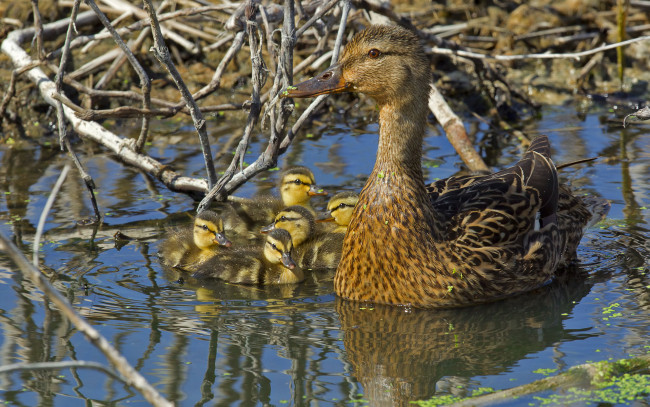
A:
426;174;483;201
432;135;559;247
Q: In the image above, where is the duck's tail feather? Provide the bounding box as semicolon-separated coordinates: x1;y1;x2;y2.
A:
580;195;611;231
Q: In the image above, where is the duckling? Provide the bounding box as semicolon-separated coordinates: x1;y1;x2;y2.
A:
317;191;359;234
159;210;232;272
261;205;343;269
227;166;327;227
284;25;610;308
193;228;304;285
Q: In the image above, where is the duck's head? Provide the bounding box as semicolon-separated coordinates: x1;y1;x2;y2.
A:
193;210;232;250
283;25;430;105
263;228;297;270
260;205;315;247
279;166;327;207
318;191;359;227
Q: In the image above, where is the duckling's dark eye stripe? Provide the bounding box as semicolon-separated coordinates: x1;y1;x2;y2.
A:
267;241;283;254
278;216;301;222
332;203;354;212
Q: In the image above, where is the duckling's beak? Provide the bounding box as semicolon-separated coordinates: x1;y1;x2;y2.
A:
308;184;328;196
282;64;351;98
281;252;297;270
214;232;232;247
316;217;336;223
260;223;275;234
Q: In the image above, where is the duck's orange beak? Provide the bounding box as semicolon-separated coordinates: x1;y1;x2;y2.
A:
282;64;351;98
307;184;328;196
260;223;275;234
315;217;336;223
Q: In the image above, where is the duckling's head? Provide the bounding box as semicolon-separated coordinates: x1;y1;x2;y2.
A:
283;25;430;105
193;210;231;250
323;191;359;227
279;166;327;207
263;228;297;270
260;205;315;247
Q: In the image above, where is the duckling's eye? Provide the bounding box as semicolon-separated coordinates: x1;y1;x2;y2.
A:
279;216;288;222
293;179;303;185
338;203;348;209
367;49;381;59
201;225;209;231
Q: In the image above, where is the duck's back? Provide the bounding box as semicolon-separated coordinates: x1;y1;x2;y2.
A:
295;231;345;269
159;228;211;272
193;250;265;284
429;135;597;266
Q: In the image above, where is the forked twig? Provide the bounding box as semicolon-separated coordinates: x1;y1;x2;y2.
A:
142;0;217;188
55;0;102;223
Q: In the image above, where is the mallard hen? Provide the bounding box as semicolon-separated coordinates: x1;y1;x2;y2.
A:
284;25;610;308
261;205;343;269
159;210;232;272
193;228;303;285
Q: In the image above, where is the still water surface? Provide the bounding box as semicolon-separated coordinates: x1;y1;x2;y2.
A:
0;101;649;406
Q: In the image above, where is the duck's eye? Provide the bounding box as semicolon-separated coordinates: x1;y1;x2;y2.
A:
293;179;303;185
368;49;381;59
339;203;348;209
201;225;209;231
279;216;288;222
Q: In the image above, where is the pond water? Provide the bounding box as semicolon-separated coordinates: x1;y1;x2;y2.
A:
0;99;649;406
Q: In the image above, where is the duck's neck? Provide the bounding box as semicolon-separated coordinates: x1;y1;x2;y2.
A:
366;93;433;219
375;97;427;175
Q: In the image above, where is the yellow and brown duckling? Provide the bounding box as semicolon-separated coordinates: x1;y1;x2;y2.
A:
159;210;232;272
228;166;327;226
262;205;343;269
317;191;359;234
284;24;610;308
193;228;304;285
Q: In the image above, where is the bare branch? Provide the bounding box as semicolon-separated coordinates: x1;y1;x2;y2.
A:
0;231;174;407
142;0;217;188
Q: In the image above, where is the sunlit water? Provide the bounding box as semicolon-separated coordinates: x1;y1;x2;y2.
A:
0;101;649;406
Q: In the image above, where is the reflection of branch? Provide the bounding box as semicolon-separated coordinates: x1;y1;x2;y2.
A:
0;361;124;382
33;164;70;267
0;232;173;407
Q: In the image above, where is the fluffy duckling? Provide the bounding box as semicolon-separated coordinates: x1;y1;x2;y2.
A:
317;191;359;234
193;228;304;285
159;210;232;272
262;205;343;269
229;166;327;226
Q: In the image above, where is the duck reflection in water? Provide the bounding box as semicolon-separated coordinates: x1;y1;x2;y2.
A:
335;272;592;406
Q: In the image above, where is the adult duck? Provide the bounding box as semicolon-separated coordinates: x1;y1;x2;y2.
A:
284;25;609;308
